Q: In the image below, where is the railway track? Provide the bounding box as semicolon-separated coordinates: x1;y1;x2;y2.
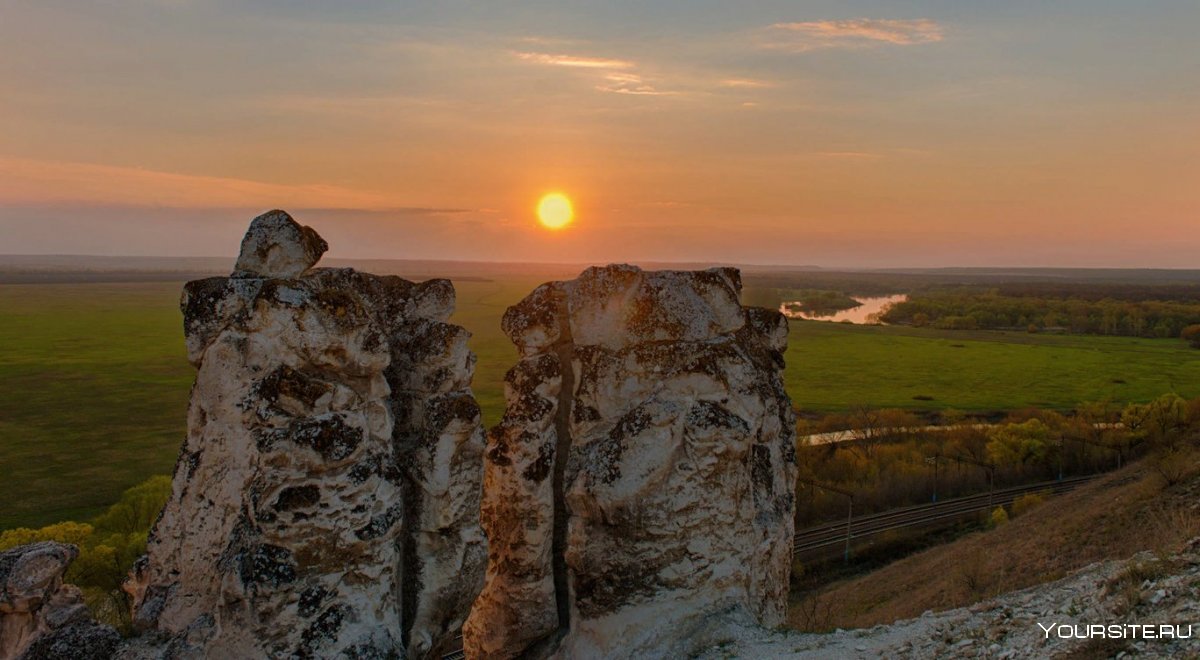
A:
792;474;1097;556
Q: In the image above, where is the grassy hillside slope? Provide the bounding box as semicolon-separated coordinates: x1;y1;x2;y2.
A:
789;456;1200;631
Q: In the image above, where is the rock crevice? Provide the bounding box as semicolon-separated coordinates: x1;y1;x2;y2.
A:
548;306;576;642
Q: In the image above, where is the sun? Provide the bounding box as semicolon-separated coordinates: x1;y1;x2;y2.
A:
536;192;574;230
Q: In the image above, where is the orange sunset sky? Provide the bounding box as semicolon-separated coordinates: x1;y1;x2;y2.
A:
1;1;1197;267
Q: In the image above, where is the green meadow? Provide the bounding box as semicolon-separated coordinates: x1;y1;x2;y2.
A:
3;280;1199;530
783;320;1200;412
0;283;193;530
450;278;545;426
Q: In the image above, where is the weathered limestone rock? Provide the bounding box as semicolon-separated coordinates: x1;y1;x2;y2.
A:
464;264;797;659
0;542;120;660
128;213;485;658
233;209;328;279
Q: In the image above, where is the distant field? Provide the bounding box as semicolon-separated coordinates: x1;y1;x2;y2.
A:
784;320;1200;413
3;279;1198;530
0;283;192;530
449;278;547;426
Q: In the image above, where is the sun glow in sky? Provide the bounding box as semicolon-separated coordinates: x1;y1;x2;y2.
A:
537;193;574;230
0;2;1197;267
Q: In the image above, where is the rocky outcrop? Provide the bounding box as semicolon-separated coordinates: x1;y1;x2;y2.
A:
463;264;797;659
4;234;800;659
233;209;329;279
127;212;486;658
0;542;120;660
696;541;1200;659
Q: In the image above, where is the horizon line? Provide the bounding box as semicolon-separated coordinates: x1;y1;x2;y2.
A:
3;253;1200;274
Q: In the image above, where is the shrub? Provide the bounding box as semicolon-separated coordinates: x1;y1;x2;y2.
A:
1122;394;1190;449
0;476;172;632
91;475;171;535
0;521;95;551
986;418;1053;466
957;549;992;597
791;592;836;632
1011;492;1048;518
1181;324;1200;348
989;506;1009;528
1150;446;1200;487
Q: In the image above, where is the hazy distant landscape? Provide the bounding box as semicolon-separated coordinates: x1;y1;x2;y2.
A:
4;256;1200;530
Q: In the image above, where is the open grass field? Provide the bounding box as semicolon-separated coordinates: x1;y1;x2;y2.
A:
784;320;1200;413
3;278;1198;530
449;278;548;426
0;282;193;530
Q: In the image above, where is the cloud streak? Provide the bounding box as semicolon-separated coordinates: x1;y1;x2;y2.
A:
0;157;435;210
514;51;634;69
514;50;781;99
764;18;944;52
596;72;675;96
720;78;775;89
514;50;677;96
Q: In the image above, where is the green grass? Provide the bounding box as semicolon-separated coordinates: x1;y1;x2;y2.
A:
3;279;1198;530
0;283;193;530
784;320;1200;412
448;278;549;427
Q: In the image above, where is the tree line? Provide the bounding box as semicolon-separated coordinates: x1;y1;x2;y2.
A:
880;289;1200;338
0;476;171;631
795;394;1200;528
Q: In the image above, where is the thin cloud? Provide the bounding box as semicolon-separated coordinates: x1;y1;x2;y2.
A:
514;51;634;69
720;78;776;89
515;50;678;96
516;36;580;47
0;157;429;210
764;18;944;52
596;72;674;96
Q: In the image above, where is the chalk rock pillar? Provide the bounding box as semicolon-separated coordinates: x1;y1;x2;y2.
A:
129;210;486;659
464;264;797;659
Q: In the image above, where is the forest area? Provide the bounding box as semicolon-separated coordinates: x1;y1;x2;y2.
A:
881;288;1200;338
795;393;1200;527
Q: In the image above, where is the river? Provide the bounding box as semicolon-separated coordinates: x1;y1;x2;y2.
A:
779;294;908;324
